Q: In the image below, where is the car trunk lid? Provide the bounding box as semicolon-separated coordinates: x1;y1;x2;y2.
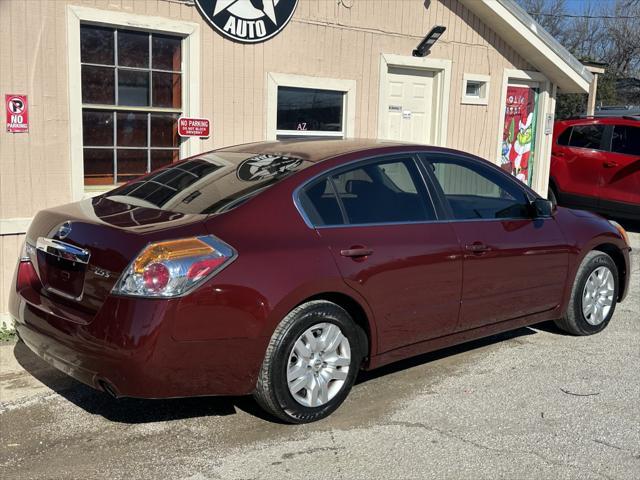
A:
25;196;208;319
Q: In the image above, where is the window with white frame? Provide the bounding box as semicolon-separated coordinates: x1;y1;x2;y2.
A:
80;25;183;186
276;87;346;139
461;74;490;105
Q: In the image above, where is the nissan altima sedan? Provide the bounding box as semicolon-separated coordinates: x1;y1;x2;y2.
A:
10;139;631;423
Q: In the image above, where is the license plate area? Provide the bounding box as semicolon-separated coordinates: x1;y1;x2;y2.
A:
36;238;91;301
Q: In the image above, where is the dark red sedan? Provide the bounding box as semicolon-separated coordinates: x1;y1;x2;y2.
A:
10;140;631;423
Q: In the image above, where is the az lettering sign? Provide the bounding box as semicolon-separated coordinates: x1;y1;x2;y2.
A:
6;94;28;133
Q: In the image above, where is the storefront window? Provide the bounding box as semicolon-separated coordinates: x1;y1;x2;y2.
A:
276;87;344;139
80;25;182;186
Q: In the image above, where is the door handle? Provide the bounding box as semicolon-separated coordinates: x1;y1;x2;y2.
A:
553;151;565;158
465;242;491;254
340;246;374;258
603;161;619;168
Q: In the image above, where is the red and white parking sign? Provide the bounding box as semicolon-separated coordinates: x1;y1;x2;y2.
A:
5;94;29;133
178;117;210;137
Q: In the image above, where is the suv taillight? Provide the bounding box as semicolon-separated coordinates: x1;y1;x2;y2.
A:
112;235;236;298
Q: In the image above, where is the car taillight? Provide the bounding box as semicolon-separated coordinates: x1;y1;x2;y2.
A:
112;235;236;298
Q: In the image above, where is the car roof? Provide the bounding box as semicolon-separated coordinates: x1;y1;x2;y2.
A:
216;138;415;163
556;116;640;127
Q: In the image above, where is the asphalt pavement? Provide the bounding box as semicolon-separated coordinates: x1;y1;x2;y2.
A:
1;227;638;480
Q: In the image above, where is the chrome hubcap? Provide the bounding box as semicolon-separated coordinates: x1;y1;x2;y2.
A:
287;323;351;408
582;266;614;326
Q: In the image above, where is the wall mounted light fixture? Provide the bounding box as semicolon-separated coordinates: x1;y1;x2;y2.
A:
413;26;446;57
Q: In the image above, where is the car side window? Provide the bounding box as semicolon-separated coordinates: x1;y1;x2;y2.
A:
298;177;345;226
330;157;435;224
611;125;640;156
568;125;605;150
298;157;435;226
557;127;572;146
427;156;531;220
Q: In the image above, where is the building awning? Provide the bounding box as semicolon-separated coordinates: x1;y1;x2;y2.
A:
460;0;593;93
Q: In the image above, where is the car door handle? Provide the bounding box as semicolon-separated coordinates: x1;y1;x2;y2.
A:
465;242;491;254
553;151;565;158
340;246;374;258
603;161;619;168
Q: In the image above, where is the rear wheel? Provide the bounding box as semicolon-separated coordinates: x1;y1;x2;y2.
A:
555;251;618;335
254;300;362;423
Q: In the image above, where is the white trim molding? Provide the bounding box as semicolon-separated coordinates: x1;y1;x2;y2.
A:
377;54;451;147
265;73;357;140
460;0;591;93
495;69;553;196
66;6;201;201
461;73;491;106
0;218;31;236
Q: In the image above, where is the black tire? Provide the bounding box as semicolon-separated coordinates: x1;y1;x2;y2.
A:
555;251;619;335
254;300;363;423
547;186;558;207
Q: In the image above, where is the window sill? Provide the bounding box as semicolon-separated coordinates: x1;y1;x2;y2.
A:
83;186;115;198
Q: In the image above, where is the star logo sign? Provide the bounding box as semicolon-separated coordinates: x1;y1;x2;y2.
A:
195;0;299;44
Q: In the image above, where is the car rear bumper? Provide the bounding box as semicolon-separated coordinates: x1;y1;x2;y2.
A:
9;263;268;398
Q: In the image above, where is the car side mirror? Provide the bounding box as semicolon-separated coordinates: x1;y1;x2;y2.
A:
531;198;555;218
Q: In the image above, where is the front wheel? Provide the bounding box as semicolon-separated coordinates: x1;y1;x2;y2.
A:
555;251;618;335
254;300;363;423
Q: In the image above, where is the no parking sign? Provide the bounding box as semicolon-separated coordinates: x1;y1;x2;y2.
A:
6;94;28;133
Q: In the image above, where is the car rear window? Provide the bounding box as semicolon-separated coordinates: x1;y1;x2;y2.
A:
104;152;311;214
612;125;640;156
568;125;605;149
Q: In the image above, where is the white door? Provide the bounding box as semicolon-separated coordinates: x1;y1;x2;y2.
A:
384;66;434;144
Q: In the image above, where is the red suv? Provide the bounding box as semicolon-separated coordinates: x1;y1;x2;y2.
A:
549;116;640;220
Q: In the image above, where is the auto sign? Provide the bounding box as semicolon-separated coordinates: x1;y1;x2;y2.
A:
195;0;299;44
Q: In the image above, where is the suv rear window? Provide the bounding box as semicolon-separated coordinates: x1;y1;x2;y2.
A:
568;125;605;149
105;152;310;214
612;125;640;156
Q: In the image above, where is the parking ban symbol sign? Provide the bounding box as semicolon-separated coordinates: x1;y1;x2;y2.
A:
6;94;29;133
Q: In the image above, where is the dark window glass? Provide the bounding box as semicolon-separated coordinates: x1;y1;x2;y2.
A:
428;156;531;220
330;158;433;224
277;87;343;132
117;112;147;147
80;26;182;186
117;149;147;183
84;148;114;185
150;113;180;147
80;26;114;65
612;125;640;156
151;149;179;170
568;125;605;149
105;152;312;214
117;30;149;68
81;66;115;104
152;72;181;108
152;34;182;71
299;179;344;226
118;69;150;106
83;110;114;146
557;127;572;146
